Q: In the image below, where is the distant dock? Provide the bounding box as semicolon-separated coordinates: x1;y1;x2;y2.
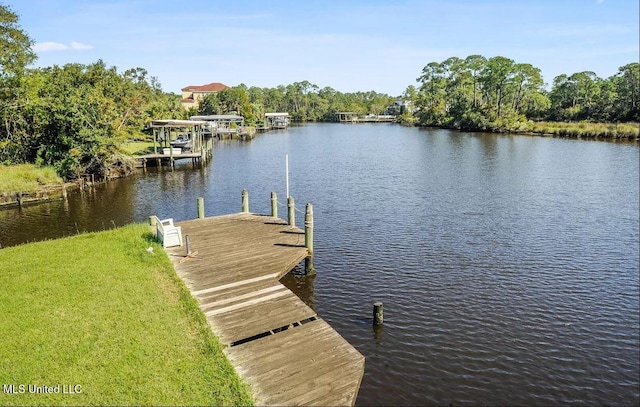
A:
163;205;365;406
337;112;397;123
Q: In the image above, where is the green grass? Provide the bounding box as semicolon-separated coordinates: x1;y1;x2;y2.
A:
0;224;254;406
525;121;639;139
0;164;63;195
119;141;156;156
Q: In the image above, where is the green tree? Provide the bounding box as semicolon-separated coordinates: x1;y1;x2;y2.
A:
0;4;35;79
612;63;639;121
479;56;515;118
0;4;37;164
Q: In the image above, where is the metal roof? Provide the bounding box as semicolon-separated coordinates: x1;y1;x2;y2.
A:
150;119;208;128
190;115;244;121
265;112;289;117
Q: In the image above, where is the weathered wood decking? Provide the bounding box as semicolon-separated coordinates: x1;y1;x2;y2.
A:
164;213;364;406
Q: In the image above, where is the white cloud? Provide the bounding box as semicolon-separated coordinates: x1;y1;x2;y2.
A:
33;41;93;52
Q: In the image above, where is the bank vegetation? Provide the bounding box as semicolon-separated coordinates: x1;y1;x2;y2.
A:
0;4;637;189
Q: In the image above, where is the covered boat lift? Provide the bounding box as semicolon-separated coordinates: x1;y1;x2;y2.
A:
264;112;290;129
141;119;211;167
190;114;245;137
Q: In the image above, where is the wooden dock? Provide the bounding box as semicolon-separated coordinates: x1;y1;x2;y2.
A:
164;213;365;406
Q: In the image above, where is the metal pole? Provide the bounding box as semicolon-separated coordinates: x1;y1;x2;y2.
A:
285;154;289;198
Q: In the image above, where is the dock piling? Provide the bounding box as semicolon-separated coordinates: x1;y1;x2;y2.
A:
373;302;384;325
242;189;249;213
304;203;315;275
305;203;314;254
287;196;295;226
185;235;191;255
271;191;278;218
197;197;205;219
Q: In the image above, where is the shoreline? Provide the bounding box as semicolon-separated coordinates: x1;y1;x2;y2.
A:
412;121;639;140
2;122;638;208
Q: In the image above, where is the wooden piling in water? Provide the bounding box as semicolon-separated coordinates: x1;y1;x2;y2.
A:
271;191;278;218
62;185;68;201
305;203;314;254
304;203;315;275
16;192;22;207
197;197;205;219
242;189;249;213
373;302;384;325
287;196;295;226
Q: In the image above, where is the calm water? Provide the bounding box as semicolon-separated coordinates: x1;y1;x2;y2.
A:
1;124;639;406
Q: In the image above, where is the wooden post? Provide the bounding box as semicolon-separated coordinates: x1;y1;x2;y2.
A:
197;197;205;219
373;302;384;326
149;215;157;233
271;191;278;218
304;203;315;275
242;189;249;213
287;196;295;226
305;203;313;254
62;184;68;201
16;192;22;207
185;235;191;255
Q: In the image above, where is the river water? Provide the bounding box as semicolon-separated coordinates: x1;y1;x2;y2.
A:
1;124;638;406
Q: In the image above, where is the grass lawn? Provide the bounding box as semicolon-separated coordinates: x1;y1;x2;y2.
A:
0;224;253;406
0;164;63;195
119;141;156;156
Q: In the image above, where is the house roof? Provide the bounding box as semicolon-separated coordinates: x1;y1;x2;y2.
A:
181;82;230;92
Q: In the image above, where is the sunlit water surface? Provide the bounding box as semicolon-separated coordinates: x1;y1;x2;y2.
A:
1;124;638;406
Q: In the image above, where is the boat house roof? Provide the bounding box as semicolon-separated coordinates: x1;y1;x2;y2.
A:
150;119;208;128
190;115;244;121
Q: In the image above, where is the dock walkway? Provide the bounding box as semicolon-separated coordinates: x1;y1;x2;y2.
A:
165;213;364;406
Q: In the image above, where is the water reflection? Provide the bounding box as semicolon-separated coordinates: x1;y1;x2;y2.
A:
280;265;317;312
0;124;638;406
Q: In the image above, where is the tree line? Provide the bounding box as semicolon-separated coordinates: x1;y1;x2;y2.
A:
195;82;395;124
412;55;638;131
0;4;637;181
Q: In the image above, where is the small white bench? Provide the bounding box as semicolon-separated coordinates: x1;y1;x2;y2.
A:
150;216;183;248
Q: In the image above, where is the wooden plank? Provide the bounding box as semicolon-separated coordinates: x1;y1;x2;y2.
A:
164;213;364;406
192;273;280;296
205;289;290;317
210;294;316;344
225;320;364;406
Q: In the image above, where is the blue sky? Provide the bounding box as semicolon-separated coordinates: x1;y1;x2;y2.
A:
8;0;639;96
